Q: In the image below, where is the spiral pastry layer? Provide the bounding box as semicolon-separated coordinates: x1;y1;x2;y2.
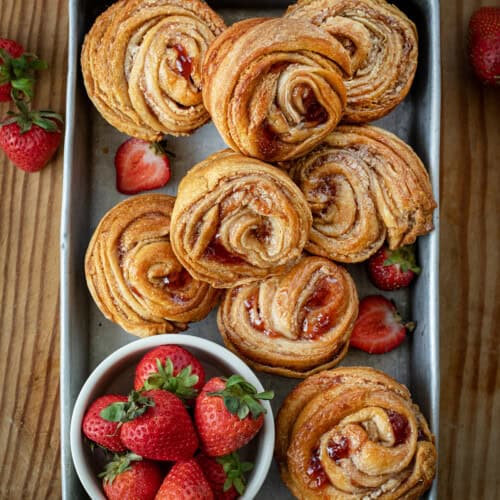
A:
170;150;313;288
81;0;226;140
284;125;436;263
218;257;358;378
202;17;351;162
85;195;220;337
286;0;418;123
276;367;437;499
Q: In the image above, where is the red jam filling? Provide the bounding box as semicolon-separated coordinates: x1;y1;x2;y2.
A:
253;221;271;243
301;276;338;339
327;436;350;462
161;269;191;289
173;44;192;80
258;121;279;158
386;410;410;445
203;235;245;265
306;447;328;488
243;294;280;338
296;84;328;124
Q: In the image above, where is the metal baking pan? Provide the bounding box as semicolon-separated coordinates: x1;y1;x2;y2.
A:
61;0;440;498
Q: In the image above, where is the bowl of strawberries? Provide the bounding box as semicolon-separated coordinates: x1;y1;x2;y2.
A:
70;335;275;499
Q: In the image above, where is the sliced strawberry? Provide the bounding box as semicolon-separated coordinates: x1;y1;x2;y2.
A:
368;245;420;291
134;345;205;402
115;138;172;194
350;295;414;354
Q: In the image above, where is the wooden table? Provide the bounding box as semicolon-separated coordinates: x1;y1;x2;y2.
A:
0;1;498;498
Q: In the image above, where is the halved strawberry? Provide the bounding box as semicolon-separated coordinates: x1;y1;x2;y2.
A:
115;138;172;194
349;295;415;354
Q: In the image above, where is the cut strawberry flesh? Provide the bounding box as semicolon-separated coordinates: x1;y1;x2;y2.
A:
350;295;408;354
115;138;171;195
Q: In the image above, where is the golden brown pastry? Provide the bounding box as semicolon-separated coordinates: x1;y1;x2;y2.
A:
276;367;437;499
218;257;358;378
85;195;220;337
81;0;226;140
283;125;437;263
170;150;312;288
286;0;418;123
202;17;352;162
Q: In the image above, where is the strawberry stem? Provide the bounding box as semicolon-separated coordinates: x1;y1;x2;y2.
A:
141;357;199;401
216;452;254;495
0;48;47;101
100;391;154;423
151;139;176;158
208;375;274;420
99;452;143;485
1;99;63;134
383;245;421;274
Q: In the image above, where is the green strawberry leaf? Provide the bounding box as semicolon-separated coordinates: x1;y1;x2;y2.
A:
100;391;154;423
383;245;421;274
208;375;274;420
142;357;199;402
98;452;143;485
216;452;253;495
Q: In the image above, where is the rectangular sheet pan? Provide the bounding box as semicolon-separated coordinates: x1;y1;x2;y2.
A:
61;0;441;498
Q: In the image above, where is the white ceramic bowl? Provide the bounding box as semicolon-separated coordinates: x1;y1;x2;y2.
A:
70;334;275;500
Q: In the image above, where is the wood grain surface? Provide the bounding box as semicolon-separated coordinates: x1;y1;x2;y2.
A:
0;1;498;499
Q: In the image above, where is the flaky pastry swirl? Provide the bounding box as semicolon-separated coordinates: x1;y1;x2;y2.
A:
276;367;437;499
284;125;436;263
81;0;226;140
202;17;351;162
170;150;312;288
85;195;219;337
218;257;358;378
286;0;418;122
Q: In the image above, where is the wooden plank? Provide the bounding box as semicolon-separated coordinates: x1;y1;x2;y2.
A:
439;1;500;499
0;0;67;498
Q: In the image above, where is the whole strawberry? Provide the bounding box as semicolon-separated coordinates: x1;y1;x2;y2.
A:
468;7;500;86
134;345;205;402
195;375;274;457
350;295;415;354
82;394;128;452
0;101;62;172
100;452;163;500
368;245;420;291
155;459;214;500
196;452;253;499
0;38;47;102
101;389;198;461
